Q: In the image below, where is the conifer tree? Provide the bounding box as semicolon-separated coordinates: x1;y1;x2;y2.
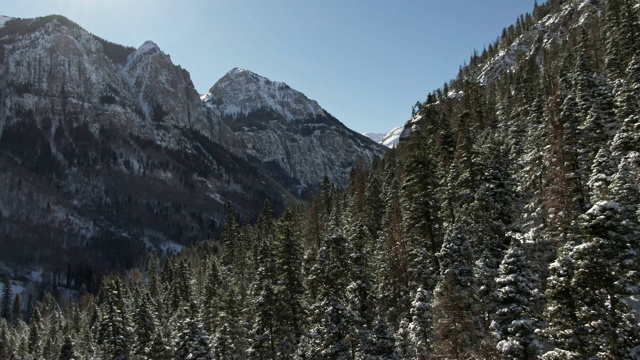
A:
518;76;551;235
433;224;480;359
378;158;409;326
541;242;581;358
174;301;211;360
247;231;277;359
132;291;157;358
367;317;398;359
408;286;434;358
1;275;11;323
169;259;193;314
604;0;639;80
202;259;222;335
345;221;374;357
27;306;43;358
58;336;76;360
299;234;352;359
491;240;542;359
11;294;22;325
221;202;240;268
615;54;640;122
97;277;131;360
212;286;246;359
273;209;305;357
569;200;640;358
362;173;385;240
401;122;442;293
0;319;7;360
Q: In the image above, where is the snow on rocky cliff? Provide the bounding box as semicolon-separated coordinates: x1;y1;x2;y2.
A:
201;68;387;192
202;68;328;122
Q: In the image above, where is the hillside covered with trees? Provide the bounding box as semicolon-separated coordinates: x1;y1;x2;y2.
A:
1;0;639;358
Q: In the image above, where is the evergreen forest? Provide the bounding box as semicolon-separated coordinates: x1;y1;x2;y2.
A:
1;0;640;358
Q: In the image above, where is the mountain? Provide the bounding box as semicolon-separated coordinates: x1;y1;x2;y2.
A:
387;0;606;146
364;126;409;148
363;132;385;143
0;15;382;272
202;68;386;196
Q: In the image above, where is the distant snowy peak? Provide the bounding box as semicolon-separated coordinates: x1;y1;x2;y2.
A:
202;68;328;122
0;16;13;28
381;126;405;148
363;126;406;148
363;132;385;143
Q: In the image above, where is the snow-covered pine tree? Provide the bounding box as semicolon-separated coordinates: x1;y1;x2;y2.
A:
401;115;442;294
408;286;434;358
491;239;542;359
132;291;157;358
247;230;277;359
174;301;211;360
273;208;306;357
0;318;7;359
367;317;398;359
344;221;374;358
604;0;639;81
433;224;481;359
97;277;132;360
202;259;222;335
299;233;352;359
58;336;76;360
0;275;11;324
541;242;581;358
569;200;640;358
221;201;240;269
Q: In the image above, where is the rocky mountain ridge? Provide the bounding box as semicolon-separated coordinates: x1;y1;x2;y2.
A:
203;67;386;195
202;67;327;123
0;15;384;272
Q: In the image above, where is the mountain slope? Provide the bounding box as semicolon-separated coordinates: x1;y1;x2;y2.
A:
0;16;292;270
389;0;604;145
203;68;387;195
0;15;385;273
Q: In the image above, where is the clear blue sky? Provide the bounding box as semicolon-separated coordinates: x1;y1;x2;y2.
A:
2;1;540;134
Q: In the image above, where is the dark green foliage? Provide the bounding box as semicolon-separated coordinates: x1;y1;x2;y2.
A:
433;225;481;359
0;276;10;324
2;1;639;359
174;302;211;360
97;278;131;359
273;209;306;356
58;336;76;360
491;240;542;359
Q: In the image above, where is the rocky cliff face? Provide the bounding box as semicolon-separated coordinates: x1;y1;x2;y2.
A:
0;15;384;271
0;16;291;270
203;68;387;195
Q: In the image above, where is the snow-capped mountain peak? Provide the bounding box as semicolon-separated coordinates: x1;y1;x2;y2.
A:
137;40;161;54
202;68;327;122
364;126;406;148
